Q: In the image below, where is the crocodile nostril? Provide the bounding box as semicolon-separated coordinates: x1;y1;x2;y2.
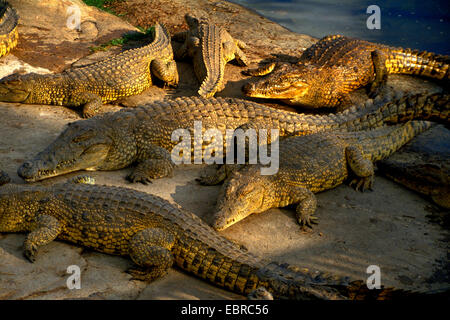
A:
242;82;254;94
21;161;32;169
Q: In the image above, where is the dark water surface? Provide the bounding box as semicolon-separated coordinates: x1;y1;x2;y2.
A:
230;0;449;54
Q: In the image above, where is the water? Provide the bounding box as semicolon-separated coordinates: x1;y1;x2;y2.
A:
230;0;450;55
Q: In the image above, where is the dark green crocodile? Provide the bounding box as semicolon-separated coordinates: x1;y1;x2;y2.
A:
0;175;422;300
0;0;18;58
243;35;450;110
199;121;435;230
0;23;178;118
17;93;449;183
377;125;450;209
174;14;248;97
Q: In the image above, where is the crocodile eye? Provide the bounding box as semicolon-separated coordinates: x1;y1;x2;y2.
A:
72;130;95;143
239;186;254;196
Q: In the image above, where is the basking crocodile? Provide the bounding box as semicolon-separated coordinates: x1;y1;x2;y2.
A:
378;160;450;209
199;121;434;230
174;14;248;98
242;35;450;109
0;1;18;58
0;175;435;300
0;24;178;118
17;93;449;183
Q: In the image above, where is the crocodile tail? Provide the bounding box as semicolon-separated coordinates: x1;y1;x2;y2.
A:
0;0;18;58
254;262;448;300
362;121;434;162
380;92;450;125
152;23;171;48
385;47;450;80
329;92;449;134
197;24;225;98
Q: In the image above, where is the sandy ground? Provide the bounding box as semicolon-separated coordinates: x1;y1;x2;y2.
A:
0;0;448;299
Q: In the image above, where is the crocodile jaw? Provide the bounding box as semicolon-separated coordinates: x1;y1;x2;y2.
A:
212;207;252;231
18;144;110;182
0;82;31;103
242;81;308;101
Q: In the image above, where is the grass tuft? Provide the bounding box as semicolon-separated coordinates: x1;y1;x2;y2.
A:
89;26;155;52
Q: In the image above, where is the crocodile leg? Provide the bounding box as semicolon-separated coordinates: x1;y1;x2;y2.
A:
291;187;318;228
197;165;228;185
127;228;176;281
223;40;248;66
127;145;175;184
23;215;62;262
197;164;243;185
368;50;388;98
174;35;199;60
345;146;375;191
69;91;104;118
151;58;179;87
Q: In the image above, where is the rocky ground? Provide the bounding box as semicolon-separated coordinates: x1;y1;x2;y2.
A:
0;0;448;299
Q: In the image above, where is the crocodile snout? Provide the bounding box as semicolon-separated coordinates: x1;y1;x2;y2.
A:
17;161;37;180
242;82;255;95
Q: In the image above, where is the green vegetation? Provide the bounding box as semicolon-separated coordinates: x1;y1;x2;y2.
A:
82;0;120;14
89;26;155;52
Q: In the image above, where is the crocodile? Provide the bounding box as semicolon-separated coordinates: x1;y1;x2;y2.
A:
0;1;18;58
378;160;450;209
0;23;178;118
16;93;449;184
378;125;450;209
242;34;450;109
0;175;437;300
174;14;248;98
199;121;435;230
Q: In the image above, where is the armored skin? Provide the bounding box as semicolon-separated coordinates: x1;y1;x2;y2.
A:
0;1;18;58
0;176;435;300
0;24;179;118
243;35;450;109
200;122;435;230
378;160;450;209
16;93;449;183
175;14;248;97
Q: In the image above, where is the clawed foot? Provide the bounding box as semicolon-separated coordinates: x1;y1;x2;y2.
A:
126;267;168;282
297;212;318;229
23;243;38;263
349;175;374;192
126;172;153;185
368;82;385;99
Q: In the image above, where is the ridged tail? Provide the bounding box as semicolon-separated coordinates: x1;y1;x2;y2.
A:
385;47;450;80
254;261;443;300
197;24;225;98
0;0;18;58
358;121;434;162
175;230;429;300
330;92;449;134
